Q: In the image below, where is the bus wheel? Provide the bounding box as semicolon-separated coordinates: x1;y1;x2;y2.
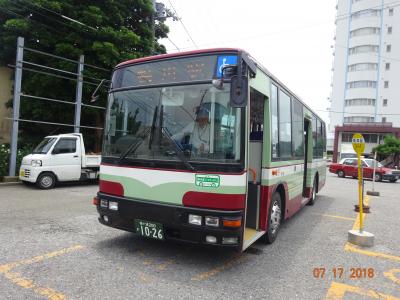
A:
36;172;56;189
307;177;318;206
264;192;282;244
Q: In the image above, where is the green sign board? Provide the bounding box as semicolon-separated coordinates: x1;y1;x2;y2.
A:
195;174;220;188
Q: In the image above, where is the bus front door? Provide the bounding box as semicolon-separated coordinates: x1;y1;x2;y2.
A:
243;88;266;250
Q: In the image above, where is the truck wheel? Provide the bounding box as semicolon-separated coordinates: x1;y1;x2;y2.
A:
263;192;282;244
36;172;56;189
337;170;345;178
374;173;382;182
307;177;318;206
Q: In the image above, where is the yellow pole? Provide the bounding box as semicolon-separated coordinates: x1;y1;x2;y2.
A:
357;153;364;232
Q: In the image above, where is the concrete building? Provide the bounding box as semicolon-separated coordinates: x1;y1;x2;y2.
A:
329;0;400;161
0;67;13;144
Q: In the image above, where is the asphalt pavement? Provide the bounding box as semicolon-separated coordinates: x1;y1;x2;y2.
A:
0;173;399;299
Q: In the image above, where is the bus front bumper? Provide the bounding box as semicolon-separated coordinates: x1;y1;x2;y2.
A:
96;192;243;249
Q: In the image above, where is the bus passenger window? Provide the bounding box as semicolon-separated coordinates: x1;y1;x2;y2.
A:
271;84;279;158
250;89;265;141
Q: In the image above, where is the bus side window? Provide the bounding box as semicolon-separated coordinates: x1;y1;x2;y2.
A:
271;84;279;158
250;88;265;141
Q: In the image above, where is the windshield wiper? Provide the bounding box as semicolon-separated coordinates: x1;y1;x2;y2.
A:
118;127;151;163
162;127;196;172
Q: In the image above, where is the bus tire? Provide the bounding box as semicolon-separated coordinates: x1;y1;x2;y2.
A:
263;192;282;244
36;172;56;189
307;177;318;206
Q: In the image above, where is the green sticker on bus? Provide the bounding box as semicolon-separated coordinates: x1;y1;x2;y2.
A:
195;174;220;188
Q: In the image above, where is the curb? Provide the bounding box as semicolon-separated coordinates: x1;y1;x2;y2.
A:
0;181;22;187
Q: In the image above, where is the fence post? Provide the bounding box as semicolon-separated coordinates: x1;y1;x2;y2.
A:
8;37;24;177
74;55;84;133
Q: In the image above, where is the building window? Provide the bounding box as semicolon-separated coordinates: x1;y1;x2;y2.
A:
383;99;388;106
386;63;391;70
348;63;378;72
346;81;377;89
351;9;381;20
387;44;392;52
342;133;378;143
382;117;387;122
388;26;393;34
345;98;375;106
389;8;394;16
349;45;379;55
350;27;380;37
352;0;363;3
344;116;375;123
384;81;389;88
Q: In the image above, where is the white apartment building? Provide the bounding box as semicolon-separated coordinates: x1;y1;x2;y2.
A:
329;0;400;161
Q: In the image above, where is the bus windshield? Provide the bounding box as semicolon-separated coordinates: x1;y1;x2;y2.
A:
103;83;243;168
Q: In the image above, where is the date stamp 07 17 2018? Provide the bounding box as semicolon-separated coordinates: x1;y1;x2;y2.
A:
313;267;375;279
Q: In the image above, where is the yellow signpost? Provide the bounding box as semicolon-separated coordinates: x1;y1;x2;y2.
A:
348;133;374;247
352;133;365;232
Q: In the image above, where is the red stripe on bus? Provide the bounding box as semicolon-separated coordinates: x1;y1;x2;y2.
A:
182;192;245;210
99;180;124;197
259;185;274;231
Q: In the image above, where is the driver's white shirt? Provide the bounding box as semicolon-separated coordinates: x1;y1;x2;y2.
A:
172;122;210;151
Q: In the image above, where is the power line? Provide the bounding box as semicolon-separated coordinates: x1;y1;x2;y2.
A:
335;0;400;21
167;37;181;51
18;0;97;31
334;43;400;64
167;0;198;49
0;6;65;36
318;109;400;116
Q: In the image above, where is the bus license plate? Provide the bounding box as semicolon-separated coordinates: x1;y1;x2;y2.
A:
134;219;164;240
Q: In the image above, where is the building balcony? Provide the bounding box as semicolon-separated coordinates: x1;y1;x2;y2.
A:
347;70;378;82
350;17;381;32
345;87;376;100
347;53;379;65
349;35;380;48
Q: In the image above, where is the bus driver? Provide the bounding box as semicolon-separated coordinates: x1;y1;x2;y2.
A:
172;107;210;154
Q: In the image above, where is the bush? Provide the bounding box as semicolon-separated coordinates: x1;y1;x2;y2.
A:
0;144;33;179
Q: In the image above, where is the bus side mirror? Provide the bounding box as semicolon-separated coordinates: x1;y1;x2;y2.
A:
230;75;248;107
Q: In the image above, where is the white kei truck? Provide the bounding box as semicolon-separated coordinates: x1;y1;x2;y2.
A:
19;133;100;189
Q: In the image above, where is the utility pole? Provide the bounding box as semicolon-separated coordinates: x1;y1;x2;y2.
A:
9;37;24;177
150;1;178;54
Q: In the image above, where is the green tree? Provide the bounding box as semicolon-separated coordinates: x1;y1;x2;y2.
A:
373;135;400;166
0;0;168;151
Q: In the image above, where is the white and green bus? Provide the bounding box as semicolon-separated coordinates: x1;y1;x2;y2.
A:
94;48;326;251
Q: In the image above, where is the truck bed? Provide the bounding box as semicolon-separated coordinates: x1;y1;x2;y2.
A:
83;155;101;168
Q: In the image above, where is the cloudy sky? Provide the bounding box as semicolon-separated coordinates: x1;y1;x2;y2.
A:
159;0;337;123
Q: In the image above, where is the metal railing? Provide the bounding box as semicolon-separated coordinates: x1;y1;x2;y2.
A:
7;37;110;176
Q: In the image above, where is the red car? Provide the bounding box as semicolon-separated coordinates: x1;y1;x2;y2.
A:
329;158;400;183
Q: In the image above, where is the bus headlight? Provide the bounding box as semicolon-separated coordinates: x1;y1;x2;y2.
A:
31;160;42;167
109;201;118;211
205;216;219;227
188;214;202;226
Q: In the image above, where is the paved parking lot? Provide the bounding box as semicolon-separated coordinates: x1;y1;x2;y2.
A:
0;174;399;299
